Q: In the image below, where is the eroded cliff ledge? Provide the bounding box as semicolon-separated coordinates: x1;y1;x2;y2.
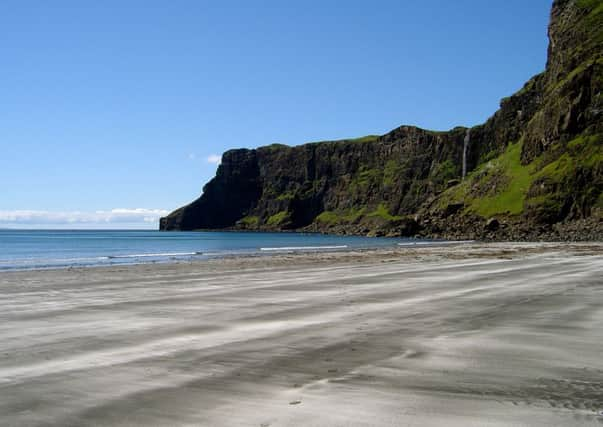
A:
161;0;602;240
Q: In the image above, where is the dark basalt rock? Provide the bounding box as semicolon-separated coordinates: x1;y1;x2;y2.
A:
485;218;500;232
442;203;465;218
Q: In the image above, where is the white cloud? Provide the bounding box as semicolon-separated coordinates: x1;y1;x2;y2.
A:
0;208;170;229
207;154;222;165
188;153;197;160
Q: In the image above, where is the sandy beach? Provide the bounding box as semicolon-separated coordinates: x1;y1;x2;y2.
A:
1;242;602;426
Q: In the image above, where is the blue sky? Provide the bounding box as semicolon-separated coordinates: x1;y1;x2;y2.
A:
1;0;552;228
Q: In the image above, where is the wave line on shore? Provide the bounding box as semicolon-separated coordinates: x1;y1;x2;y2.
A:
398;240;474;246
107;252;203;259
260;245;348;251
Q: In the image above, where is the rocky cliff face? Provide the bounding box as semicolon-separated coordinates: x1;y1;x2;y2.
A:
160;128;470;234
161;0;602;240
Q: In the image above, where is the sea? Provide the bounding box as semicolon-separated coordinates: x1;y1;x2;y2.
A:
0;229;432;271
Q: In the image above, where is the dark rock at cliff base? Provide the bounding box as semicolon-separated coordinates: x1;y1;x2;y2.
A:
485;218;501;232
442;203;465;218
161;1;602;241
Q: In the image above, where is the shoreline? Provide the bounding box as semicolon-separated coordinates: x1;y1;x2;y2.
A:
0;235;451;273
1;240;600;275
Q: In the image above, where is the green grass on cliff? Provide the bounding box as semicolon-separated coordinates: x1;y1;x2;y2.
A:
553;56;603;92
276;191;295;201
312;135;380;145
440;133;602;219
565;134;602;167
576;0;603;42
316;207;366;225
349;135;380;143
525;135;602;221
431;159;458;185
382;160;400;186
577;0;603;12
315;204;401;225
441;141;536;217
545;0;603;98
238;215;260;227
267;211;289;226
367;203;402;221
315;211;339;224
356;167;381;187
473;142;536;217
534;134;601;185
263;143;289;151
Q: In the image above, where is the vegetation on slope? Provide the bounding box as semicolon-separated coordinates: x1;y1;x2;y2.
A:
440;141;536;217
438;132;602;221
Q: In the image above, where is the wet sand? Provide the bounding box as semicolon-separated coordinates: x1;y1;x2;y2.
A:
1;242;602;426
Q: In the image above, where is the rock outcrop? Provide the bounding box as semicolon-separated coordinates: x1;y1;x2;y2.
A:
161;0;602;240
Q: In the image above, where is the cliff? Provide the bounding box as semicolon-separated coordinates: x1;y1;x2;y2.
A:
161;0;602;240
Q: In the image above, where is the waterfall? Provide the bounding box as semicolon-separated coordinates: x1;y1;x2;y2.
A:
462;129;470;180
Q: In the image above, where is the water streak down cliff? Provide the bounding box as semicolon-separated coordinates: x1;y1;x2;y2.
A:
161;0;602;240
462;129;470;180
